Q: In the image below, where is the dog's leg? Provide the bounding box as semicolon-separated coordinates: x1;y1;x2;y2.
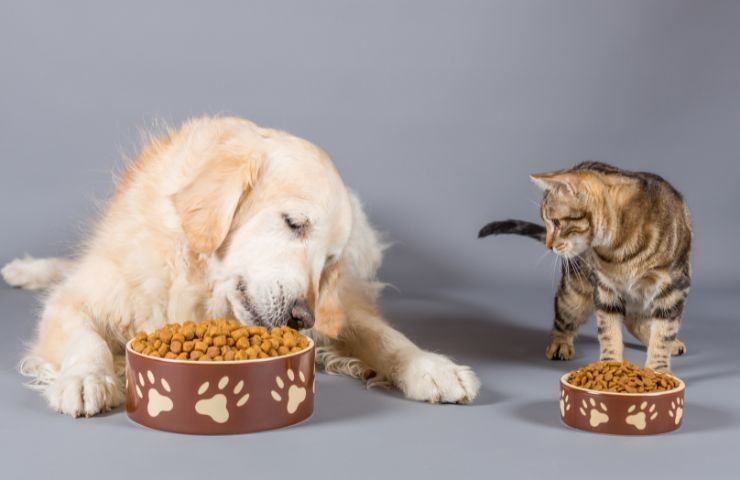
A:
45;330;122;417
24;288;123;417
314;339;390;389
336;307;480;404
2;256;74;290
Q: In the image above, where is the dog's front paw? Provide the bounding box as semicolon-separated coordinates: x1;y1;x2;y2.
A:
46;370;123;417
395;351;480;404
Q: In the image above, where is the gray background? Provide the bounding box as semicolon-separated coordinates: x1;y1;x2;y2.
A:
1;1;739;479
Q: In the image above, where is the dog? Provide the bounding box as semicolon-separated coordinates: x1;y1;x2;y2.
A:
2;116;480;416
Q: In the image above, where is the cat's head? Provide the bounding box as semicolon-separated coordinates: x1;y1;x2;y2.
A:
530;169;601;258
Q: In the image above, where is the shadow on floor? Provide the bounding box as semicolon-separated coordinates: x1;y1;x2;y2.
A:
383;294;599;370
680;403;738;434
297;376;390;428
380;292;712;372
680;367;740;386
512;400;564;431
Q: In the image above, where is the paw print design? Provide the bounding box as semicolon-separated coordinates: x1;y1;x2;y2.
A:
625;401;658;431
271;368;307;414
668;398;684;425
559;391;571;417
194;376;250;424
579;398;609;427
136;370;173;418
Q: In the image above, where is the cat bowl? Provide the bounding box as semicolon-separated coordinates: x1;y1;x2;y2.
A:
125;338;315;434
559;373;685;435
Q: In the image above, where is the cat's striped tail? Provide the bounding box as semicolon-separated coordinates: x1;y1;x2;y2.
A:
478;219;546;242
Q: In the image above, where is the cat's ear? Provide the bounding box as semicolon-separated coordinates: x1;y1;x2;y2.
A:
530;171;582;196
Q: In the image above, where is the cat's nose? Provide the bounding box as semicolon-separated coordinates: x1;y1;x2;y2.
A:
546;234;555;250
287;299;314;330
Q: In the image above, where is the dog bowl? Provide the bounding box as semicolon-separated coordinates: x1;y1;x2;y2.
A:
125;338;315;434
559;373;685;435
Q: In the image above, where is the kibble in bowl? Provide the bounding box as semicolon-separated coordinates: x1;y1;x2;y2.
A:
559;361;685;435
130;318;311;361
126;319;315;435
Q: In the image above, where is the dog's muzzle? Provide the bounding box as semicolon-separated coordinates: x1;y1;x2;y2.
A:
288;299;314;330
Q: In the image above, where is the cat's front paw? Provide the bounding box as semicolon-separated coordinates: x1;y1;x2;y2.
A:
546;339;574;361
644;360;670;373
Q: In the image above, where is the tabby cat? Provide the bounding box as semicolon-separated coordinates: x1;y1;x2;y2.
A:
480;162;692;372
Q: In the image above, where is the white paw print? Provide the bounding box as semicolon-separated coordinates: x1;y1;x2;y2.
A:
625;401;658;430
559;391;571;417
579;398;609;427
668;398;684;425
194;376;250;424
136;370;173;418
271;368;307;414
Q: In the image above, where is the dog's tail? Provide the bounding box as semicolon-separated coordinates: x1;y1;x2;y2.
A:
478;219;546;243
2;256;75;290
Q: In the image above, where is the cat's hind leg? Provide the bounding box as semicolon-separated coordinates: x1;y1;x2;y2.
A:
546;273;593;361
625;313;686;356
645;280;690;372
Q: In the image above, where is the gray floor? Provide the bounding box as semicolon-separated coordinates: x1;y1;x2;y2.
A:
1;284;738;479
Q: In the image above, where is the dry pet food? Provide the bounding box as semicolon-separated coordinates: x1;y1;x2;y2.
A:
130;318;310;361
566;361;680;393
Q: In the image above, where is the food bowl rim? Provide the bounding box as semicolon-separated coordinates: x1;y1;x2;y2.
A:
560;372;685;396
126;336;314;365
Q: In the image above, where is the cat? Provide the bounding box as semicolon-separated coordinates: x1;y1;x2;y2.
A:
480;162;692;372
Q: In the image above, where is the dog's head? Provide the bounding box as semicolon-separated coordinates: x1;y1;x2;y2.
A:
172;120;374;333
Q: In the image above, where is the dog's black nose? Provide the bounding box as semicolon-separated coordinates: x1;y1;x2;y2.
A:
287;300;314;330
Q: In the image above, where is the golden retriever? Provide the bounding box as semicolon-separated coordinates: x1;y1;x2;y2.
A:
2;116;479;416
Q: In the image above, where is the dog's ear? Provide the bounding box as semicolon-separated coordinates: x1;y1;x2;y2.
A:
314;261;345;339
313;192;385;339
173;151;261;254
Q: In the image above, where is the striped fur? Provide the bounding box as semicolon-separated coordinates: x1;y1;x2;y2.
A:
490;162;692;372
478;219;546;242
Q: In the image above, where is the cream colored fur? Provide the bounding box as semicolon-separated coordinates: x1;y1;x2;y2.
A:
3;116;479;416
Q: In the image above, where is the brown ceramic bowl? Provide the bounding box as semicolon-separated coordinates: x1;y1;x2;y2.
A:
559;373;685;435
125;338;315;434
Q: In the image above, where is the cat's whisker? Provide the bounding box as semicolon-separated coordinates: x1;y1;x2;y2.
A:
551;255;560;289
571;256;586;284
535;249;551;267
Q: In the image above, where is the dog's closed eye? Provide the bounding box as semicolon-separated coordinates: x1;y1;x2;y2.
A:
282;213;309;237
